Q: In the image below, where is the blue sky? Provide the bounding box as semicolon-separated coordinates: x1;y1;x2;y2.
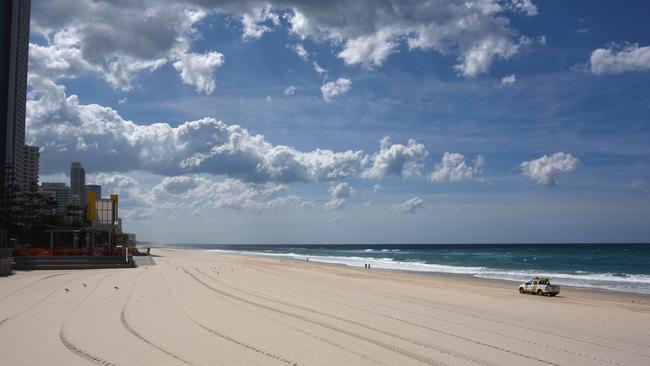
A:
27;0;650;244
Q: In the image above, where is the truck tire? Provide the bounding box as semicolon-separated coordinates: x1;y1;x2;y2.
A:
519;287;525;294
537;289;543;296
549;293;557;297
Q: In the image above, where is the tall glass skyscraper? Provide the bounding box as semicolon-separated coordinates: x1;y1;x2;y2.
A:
70;162;86;205
1;0;31;190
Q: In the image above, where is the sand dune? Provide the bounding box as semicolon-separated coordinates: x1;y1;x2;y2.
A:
1;249;649;366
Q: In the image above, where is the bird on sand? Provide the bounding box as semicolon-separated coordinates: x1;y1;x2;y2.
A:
83;283;87;287
114;285;119;290
65;288;70;292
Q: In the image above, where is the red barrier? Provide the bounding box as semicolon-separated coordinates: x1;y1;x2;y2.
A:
13;247;129;257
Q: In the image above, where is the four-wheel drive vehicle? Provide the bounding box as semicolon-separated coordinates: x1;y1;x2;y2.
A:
518;276;560;296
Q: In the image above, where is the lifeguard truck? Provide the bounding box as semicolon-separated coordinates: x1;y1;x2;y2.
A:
518;276;560;296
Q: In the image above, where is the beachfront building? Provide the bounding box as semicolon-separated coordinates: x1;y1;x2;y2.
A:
84;192;126;251
93;195;119;226
70;162;86;205
85;192;120;227
85;184;101;199
40;182;71;215
17;144;38;190
0;0;31;190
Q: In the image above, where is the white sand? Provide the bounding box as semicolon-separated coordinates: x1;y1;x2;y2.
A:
1;248;649;366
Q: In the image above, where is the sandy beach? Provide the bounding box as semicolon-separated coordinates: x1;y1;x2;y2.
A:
1;248;649;366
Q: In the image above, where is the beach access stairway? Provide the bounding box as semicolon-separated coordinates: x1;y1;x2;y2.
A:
13;256;134;270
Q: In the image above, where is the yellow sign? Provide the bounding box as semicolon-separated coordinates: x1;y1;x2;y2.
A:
86;191;96;221
111;194;119;222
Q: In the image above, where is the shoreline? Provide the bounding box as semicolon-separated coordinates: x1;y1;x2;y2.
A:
161;246;650;299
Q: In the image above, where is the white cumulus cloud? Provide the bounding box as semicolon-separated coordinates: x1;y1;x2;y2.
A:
430;153;484;183
290;43;310;61
284;1;536;77
152;175;298;210
241;6;280;40
321;78;352;102
325;182;353;210
313;61;327;75
521;152;579;185
26;76;368;182
173;51;224;94
29;0;537;91
30;2;207;91
26;77;438;187
338;28;400;69
362;137;428;179
590;44;650;74
501;74;516;85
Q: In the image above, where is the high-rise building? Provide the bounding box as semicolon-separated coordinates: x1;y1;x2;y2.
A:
17;145;38;190
39;182;71;215
70;162;85;204
85;184;101;199
1;0;31;191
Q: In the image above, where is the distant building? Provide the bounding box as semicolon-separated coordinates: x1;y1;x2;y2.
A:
70;162;85;204
1;0;31;190
40;182;71;215
17;144;38;190
85;184;101;199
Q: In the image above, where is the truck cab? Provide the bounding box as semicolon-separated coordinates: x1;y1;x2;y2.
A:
519;276;560;296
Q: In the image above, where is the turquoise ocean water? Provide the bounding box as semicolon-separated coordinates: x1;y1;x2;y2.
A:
169;244;650;294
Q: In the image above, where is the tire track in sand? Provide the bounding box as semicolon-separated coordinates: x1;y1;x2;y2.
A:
181;265;455;366
193;266;564;366
120;269;195;365
371;287;650;359
60;272;121;366
158;265;303;366
243;266;619;366
1;272;70;298
1;271;108;328
250;263;650;359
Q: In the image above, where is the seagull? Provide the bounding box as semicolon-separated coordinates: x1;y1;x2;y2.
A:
65;288;70;292
83;283;87;288
114;286;119;290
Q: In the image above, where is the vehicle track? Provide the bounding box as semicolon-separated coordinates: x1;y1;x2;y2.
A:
0;272;70;298
0;270;108;328
181;264;489;366
60;272;121;366
235;298;390;366
248;263;650;358
240;266;621;366
120;269;195;365
193;266;566;366
375;288;650;358
158;264;303;366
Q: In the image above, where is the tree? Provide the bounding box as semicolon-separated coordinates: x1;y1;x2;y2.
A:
0;165;20;247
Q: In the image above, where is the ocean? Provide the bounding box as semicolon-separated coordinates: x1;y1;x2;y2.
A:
168;243;650;294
